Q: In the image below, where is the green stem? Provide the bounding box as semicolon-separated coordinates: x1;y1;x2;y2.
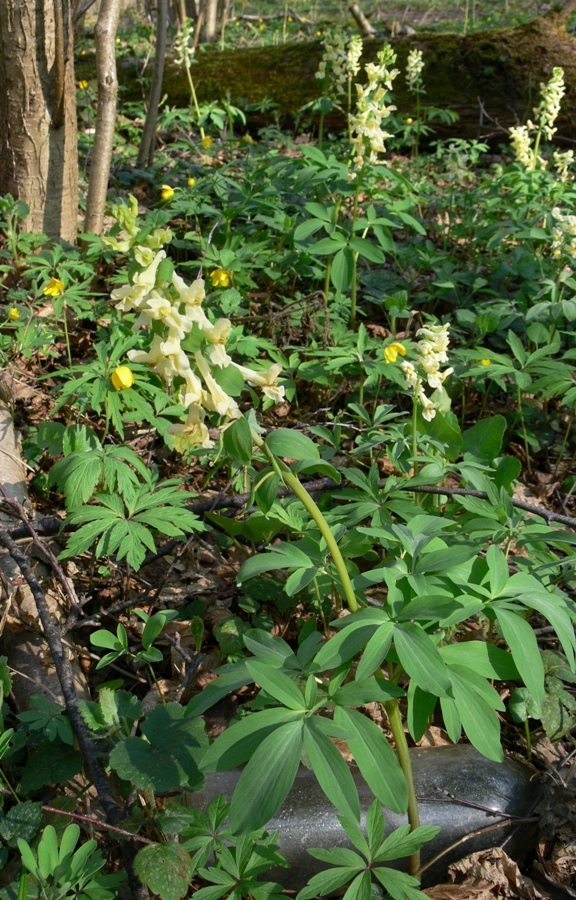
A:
411;399;419;477
259;441;358;613
524;719;532;761
516;382;532;475
184;62;206;141
384;699;421;875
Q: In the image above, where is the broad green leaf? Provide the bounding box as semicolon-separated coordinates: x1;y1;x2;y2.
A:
201;707;304;772
355;623;395;680
265;429;320;461
134;842;192;900
243;629;298;668
223;415;254;464
229;720;304;834
439;641;519;680
462;415;506;463
0;802;42;848
332;676;403;707
494;606;545;706
334;707;407;814
331;247;354;293
19;741;83;793
246;660;305;710
407;683;437;742
450;668;503;761
186;665;253;718
393;623;452;699
303;719;360;821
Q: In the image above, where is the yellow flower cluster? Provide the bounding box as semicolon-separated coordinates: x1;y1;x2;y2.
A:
108;197;284;452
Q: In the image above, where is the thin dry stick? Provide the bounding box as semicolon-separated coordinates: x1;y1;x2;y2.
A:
0;529;149;900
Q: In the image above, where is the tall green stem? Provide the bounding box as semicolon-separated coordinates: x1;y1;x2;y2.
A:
259;440;358;613
384;699;421;875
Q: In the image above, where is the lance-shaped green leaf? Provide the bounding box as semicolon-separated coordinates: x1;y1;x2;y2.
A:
334;708;407;814
303;718;360;821
201;707;304;772
229;720;304;834
448;665;503;761
393;623;453;699
494;605;545;706
246;660;306;710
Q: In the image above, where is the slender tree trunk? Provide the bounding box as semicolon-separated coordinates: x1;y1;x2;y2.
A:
84;0;121;234
137;0;168;167
204;0;218;42
0;0;78;242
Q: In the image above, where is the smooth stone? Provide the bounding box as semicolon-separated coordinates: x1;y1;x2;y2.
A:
189;744;543;889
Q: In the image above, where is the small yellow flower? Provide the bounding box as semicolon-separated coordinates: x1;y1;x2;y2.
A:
43;277;64;297
480;358;491;366
8;308;20;320
384;342;407;364
81;49;86;55
188;177;196;187
160;185;175;200
287;16;293;21
259;24;265;30
111;366;135;390
258;17;263;22
210;269;231;288
202;136;213;149
242;134;255;145
316;30;323;36
406;117;414;125
78;80;89;90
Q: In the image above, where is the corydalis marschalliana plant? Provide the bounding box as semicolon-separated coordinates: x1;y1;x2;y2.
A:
105;198;285;452
401;323;453;422
509;67;566;173
348;44;399;174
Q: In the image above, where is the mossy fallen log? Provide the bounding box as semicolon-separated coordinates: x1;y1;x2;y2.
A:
77;11;576;142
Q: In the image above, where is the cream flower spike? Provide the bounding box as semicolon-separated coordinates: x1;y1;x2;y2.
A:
231;362;285;403
205;319;233;368
195;352;241;419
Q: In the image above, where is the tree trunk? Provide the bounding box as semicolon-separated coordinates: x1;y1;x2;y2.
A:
0;0;78;242
84;0;121;235
137;0;168;167
98;11;576;143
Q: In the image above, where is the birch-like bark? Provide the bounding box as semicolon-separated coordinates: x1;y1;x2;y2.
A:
84;0;121;234
137;0;168;167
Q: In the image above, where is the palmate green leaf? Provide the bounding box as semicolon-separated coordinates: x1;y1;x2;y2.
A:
493;606;545;706
393;623;453;699
134;842;192;900
373;866;427;900
375;823;440;862
109;737;190;792
341;871;372;900
243;628;299;669
228;720;304;834
48;453;104;510
19;740;83;793
296;867;361;900
201;707;304;772
303;719;360;822
334;707;407;814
